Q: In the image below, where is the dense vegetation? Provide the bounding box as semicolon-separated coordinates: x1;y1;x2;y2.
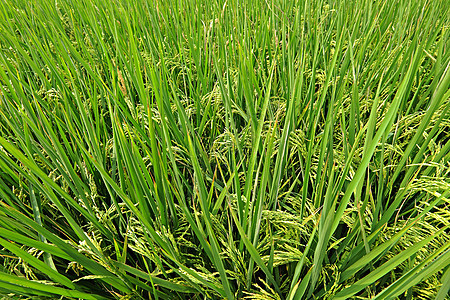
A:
0;0;449;299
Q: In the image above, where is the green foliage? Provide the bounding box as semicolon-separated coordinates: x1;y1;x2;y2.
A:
0;0;449;299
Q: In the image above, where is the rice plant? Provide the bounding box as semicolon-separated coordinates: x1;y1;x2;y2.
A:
0;0;449;299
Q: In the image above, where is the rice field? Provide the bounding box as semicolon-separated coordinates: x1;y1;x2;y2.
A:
0;0;449;299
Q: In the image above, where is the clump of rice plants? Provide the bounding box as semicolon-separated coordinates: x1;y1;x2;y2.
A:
0;0;449;299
